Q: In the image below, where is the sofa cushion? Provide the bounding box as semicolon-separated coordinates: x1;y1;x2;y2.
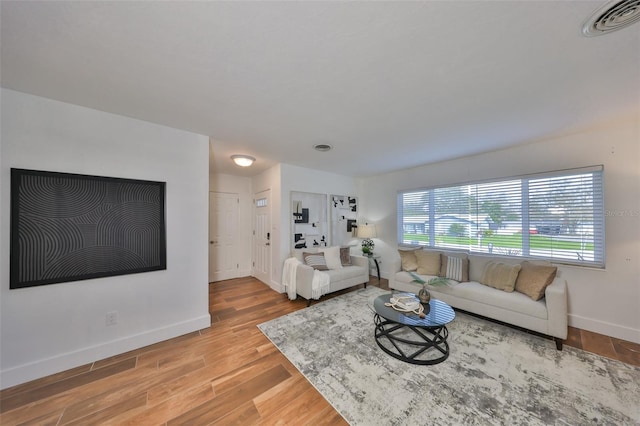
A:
340;247;352;266
415;250;441;275
325;265;367;281
440;255;469;282
393;272;548;320
319;246;343;270
468;254;521;282
443;281;548;320
398;248;419;271
395;270;459;287
515;261;558;301
292;247;319;263
480;261;521;292
303;252;328;270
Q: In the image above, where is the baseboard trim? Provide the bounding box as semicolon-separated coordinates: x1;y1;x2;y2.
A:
271;281;285;293
568;313;640;344
0;314;211;390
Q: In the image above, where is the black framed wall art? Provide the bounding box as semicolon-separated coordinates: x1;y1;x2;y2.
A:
10;169;167;289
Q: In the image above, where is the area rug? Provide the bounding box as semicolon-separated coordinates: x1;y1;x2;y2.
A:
258;287;640;425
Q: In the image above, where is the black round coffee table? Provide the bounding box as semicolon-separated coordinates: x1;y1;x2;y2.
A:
371;293;455;365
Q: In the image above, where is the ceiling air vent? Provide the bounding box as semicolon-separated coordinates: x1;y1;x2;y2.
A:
313;144;332;152
582;0;640;36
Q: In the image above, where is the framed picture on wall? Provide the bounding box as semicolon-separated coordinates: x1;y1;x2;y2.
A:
10;168;167;289
331;194;357;246
291;191;328;250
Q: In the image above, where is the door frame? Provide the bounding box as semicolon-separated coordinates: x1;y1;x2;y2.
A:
252;189;272;285
209;191;240;283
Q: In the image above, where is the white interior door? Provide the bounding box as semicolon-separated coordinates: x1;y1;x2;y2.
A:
253;190;271;285
209;192;239;282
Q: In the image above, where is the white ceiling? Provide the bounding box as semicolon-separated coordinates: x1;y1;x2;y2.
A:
2;1;639;177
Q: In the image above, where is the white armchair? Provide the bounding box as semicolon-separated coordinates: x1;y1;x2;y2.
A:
290;248;369;306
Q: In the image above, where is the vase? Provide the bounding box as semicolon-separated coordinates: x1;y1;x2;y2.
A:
418;285;431;304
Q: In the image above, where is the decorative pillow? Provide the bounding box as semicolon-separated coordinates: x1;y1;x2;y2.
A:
439;255;469;282
480;261;521;292
398;249;419;272
340;247;352;266
320;246;343;270
515;261;558;301
414;250;441;275
303;252;328;271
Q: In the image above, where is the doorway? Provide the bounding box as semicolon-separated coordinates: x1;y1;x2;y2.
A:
253;189;271;285
209;192;239;282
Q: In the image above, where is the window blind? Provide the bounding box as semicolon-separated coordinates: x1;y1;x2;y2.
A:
398;166;605;267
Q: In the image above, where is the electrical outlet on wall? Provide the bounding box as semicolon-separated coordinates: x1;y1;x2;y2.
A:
105;311;118;326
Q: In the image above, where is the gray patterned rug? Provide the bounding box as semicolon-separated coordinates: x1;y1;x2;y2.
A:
258;287;640;425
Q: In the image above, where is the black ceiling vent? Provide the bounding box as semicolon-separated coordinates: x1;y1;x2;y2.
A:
313;144;333;152
583;0;640;36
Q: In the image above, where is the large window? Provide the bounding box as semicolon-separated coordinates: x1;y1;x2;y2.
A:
398;166;604;267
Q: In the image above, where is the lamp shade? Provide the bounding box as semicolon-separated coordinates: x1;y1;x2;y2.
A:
231;155;255;167
356;224;377;239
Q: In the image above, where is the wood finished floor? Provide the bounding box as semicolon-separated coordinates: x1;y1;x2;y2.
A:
1;276;639;425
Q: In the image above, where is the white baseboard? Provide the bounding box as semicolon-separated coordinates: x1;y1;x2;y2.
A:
269;280;285;293
0;314;211;390
568;313;640;344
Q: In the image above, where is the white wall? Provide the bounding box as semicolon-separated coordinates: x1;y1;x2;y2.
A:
209;170;253;277
0;89;211;389
358;113;640;343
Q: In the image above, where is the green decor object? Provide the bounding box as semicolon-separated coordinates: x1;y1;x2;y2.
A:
357;223;377;254
408;272;450;304
361;238;375;254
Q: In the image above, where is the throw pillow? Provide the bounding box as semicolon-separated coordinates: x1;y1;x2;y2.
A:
340;247;352;266
515;261;558;301
414;250;441;275
397;249;419;272
439;255;469;282
303;252;328;271
480;261;521;292
320;246;343;270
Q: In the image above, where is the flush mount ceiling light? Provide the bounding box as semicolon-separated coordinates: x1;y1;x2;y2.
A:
313;144;333;152
582;0;640;36
231;154;255;167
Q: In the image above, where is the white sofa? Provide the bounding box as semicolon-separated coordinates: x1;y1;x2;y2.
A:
291;248;369;306
389;248;568;350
